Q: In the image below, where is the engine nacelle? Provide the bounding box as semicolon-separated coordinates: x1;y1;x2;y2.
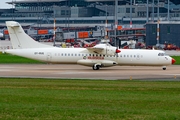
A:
93;44;121;56
102;46;120;56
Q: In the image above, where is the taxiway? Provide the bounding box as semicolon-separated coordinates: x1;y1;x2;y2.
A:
0;64;179;80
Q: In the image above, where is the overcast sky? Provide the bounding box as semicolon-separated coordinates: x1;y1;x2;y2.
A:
0;0;12;9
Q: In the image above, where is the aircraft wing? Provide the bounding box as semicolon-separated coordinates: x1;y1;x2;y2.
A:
86;44;120;55
86;45;104;54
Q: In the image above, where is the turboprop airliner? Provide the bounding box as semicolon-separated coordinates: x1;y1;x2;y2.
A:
4;21;175;70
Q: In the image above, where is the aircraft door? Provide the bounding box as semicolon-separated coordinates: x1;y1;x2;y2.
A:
136;54;141;60
47;52;52;62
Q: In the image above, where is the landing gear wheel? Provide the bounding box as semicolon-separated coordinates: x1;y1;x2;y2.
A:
162;66;166;70
163;67;166;70
92;65;100;70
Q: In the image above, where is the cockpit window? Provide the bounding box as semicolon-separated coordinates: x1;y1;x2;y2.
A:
158;53;166;56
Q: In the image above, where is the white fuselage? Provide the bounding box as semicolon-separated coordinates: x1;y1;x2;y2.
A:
5;47;172;67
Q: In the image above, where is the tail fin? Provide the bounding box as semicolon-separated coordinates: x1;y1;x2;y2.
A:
6;21;53;49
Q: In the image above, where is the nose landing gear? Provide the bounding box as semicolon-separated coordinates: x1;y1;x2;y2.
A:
162;66;166;70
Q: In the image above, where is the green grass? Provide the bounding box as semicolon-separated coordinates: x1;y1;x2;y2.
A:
172;56;180;65
0;53;44;64
1;78;180;120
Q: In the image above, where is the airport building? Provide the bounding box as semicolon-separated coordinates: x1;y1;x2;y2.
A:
0;0;179;27
146;22;180;48
0;0;180;48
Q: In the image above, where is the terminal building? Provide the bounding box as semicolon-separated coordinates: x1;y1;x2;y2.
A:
146;21;180;48
0;0;180;48
0;0;179;27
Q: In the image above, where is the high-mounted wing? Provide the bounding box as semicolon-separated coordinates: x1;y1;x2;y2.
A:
86;44;120;55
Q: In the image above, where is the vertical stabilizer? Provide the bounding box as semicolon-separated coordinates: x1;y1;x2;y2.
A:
6;21;53;49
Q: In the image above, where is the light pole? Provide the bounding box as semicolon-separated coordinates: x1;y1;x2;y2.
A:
157;0;159;20
152;0;154;22
130;0;132;28
167;0;170;21
114;0;118;47
53;5;56;46
12;0;14;20
146;0;149;23
105;4;108;39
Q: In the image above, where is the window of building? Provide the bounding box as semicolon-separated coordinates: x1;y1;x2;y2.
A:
132;8;135;13
152;26;156;34
167;26;170;34
61;10;65;15
126;8;130;13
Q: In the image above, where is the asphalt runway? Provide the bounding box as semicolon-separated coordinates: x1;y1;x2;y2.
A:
0;64;180;80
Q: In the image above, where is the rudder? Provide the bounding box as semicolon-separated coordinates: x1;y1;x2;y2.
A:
6;21;52;49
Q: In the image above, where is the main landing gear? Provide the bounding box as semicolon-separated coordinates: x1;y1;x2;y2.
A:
92;64;101;70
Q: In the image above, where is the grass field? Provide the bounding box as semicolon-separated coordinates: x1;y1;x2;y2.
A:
1;78;180;120
172;56;180;65
0;53;44;64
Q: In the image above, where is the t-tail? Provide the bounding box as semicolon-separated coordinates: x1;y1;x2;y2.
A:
6;21;53;49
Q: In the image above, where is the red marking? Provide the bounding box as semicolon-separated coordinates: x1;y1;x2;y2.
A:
87;56;104;60
116;49;121;53
172;58;176;64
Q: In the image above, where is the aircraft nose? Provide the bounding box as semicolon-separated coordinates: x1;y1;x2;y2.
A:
172;58;176;64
